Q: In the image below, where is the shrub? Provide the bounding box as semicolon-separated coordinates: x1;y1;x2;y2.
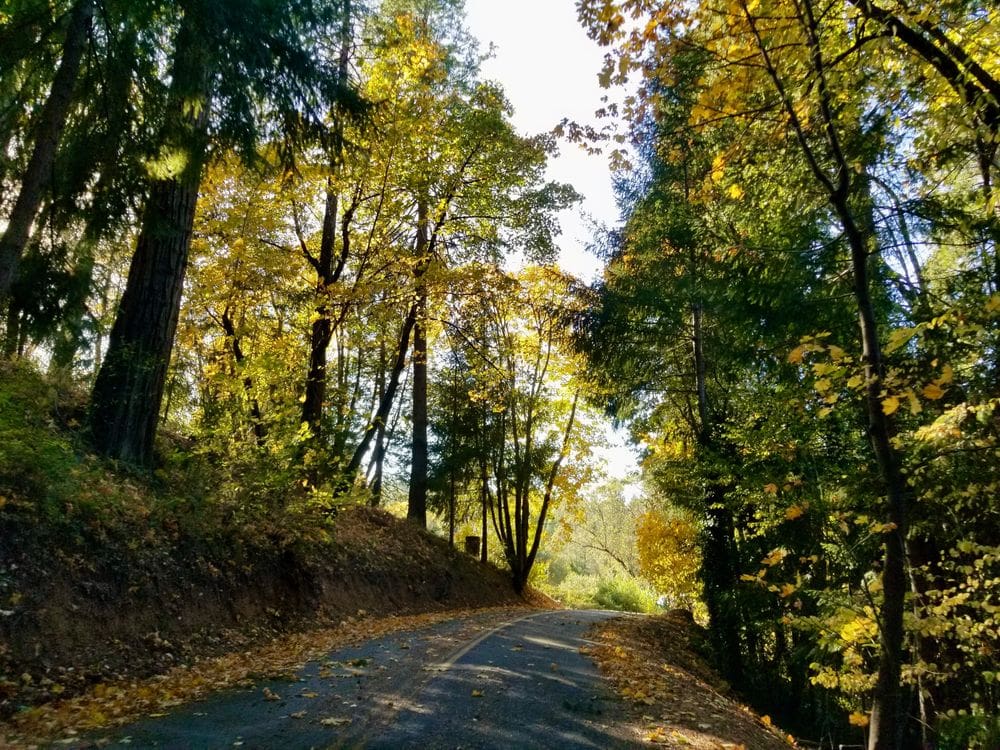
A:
0;361;77;514
593;576;658;613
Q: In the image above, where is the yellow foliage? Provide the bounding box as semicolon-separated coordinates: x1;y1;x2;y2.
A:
762;548;788;566
922;382;946;400
784;504;805;520
848;711;870;727
635;510;701;604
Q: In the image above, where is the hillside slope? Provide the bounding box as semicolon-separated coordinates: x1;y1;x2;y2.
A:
0;505;530;719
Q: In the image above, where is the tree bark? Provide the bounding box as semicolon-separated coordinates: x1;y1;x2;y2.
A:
480;449;489;563
0;0;93;302
407;198;430;526
301;183;338;433
89;13;211;466
301;3;353;435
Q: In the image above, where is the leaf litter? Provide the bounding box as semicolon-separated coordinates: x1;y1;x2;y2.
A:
583;611;797;749
1;606;531;747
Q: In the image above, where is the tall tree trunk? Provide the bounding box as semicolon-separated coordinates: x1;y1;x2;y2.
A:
746;2;911;741
480;450;489;564
221;307;267;446
3;306;21;358
408;198;429;526
368;340;388;507
0;0;93;302
301;2;353;435
301;183;338;434
691;302;743;682
843;207;909;750
89;13;211;466
343;301;418;482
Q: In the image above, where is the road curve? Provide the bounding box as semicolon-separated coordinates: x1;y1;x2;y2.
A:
71;609;636;749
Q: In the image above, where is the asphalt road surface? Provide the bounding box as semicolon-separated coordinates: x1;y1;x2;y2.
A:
73;609;638;749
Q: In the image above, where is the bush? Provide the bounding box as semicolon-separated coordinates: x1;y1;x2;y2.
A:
936;712;1000;750
0;361;78;514
593;576;658;613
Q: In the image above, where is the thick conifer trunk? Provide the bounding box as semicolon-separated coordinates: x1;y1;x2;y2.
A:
89;14;210;466
90;174;203;464
0;0;93;302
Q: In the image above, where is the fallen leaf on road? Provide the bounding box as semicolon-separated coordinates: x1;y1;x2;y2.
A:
320;717;352;727
289;711;307;719
471;689;484;697
3;607;533;747
262;688;281;702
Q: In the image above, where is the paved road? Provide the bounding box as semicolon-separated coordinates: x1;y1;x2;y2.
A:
70;609;636;749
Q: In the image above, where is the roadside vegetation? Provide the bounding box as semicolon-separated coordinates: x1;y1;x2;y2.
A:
2;0;999;748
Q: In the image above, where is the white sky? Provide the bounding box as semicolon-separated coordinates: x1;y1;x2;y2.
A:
464;1;641;482
464;0;620;282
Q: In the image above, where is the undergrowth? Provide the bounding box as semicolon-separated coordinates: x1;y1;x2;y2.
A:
0;359;338;554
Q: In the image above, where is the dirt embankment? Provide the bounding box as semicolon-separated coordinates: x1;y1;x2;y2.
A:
0;506;532;719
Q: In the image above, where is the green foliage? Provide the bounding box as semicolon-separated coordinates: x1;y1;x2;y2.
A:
593;576;658;613
936;712;1000;750
0;360;77;512
578;0;1000;742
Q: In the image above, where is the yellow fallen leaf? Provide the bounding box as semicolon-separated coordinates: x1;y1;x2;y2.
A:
471;689;484;697
320;717;352;727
